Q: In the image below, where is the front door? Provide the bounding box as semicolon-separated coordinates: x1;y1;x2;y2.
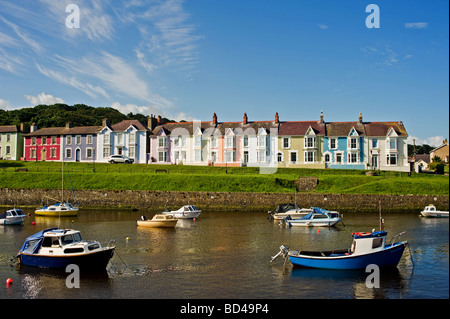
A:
41;148;46;161
76;149;81;162
371;154;379;169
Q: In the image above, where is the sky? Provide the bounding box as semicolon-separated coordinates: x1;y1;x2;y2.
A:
0;0;448;146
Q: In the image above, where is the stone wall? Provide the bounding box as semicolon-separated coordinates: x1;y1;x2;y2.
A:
0;188;448;213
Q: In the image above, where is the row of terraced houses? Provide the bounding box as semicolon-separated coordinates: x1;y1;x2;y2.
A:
0;112;410;172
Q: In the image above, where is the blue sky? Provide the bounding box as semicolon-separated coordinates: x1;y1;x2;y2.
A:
0;0;448;146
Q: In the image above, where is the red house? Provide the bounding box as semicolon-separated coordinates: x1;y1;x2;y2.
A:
23;125;63;161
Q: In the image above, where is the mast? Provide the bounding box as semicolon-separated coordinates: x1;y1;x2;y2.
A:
62;155;64;203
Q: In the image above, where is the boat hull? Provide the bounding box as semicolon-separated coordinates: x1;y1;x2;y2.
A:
163;212;201;219
289;242;407;270
19;247;115;270
137;220;178;228
420;211;449;218
287;218;341;227
1;216;26;225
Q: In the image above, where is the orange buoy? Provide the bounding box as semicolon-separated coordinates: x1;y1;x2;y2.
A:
6;278;13;285
317;229;320;233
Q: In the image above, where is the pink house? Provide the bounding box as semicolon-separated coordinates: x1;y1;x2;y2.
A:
23;125;63;161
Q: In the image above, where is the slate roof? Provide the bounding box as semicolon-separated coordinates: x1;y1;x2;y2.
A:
25;126;102;136
364;121;408;137
0;125;18;133
111;119;149;132
326;122;366;137
278;121;326;136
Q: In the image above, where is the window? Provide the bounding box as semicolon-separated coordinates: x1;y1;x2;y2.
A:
42;137;47;145
76;135;81;145
225;150;234;162
211;136;218;148
158;151;167;162
305;151;316;163
225;136;234;148
277;152;283;163
348;137;358;149
195;136;202;148
336;153;343;164
117;133;123;145
330;138;337;149
325;153;331;162
129;146;135;158
194;149;203;162
31;137;37;146
348;152;358;163
305;136;316;148
290;151;298;164
87;135;93;145
243;136;249;148
103;147;110;158
243;151;248;163
258;135;266;147
6;145;11;155
129;133;135;144
66;148;72;158
372;138;378;148
387;153;397;165
257;150;266;162
104;134;110;145
66;136;72;145
387;138;397;150
86;148;93;159
50;148;56;158
283;137;290;149
158;137;167;148
174;136;180;147
51;136;56;145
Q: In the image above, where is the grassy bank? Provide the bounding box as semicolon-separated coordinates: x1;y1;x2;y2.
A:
0;160;448;195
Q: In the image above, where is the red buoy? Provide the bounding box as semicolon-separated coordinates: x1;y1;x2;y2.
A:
6;278;13;285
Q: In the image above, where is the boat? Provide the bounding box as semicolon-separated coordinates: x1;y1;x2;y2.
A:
420;204;449;218
269;203;312;220
17;228;115;270
35;202;79;217
161;205;201;219
1;208;26;225
137;214;178;228
35;163;78;217
283;207;341;227
271;231;408;270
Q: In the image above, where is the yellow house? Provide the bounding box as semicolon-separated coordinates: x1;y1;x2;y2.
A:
430;139;449;163
277;120;326;168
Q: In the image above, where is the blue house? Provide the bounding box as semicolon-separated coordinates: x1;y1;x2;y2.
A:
323;114;366;170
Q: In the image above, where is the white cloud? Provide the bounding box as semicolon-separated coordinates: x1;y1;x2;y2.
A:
0;98;12;110
0;16;43;53
110;102;197;122
318;24;328;29
406;135;446;147
25;92;65;105
405;22;428;29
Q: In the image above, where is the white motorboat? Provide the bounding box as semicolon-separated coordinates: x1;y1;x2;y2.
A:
420;205;449;218
284;207;341;227
1;208;26;225
17;228;115;270
162;205;201;219
270;203;313;220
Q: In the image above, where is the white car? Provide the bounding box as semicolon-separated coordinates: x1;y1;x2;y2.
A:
108;155;134;164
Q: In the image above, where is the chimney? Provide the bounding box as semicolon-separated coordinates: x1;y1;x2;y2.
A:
65;122;72;129
444;139;448;144
30;123;37;133
243;113;248;125
275;112;279;123
148;115;158;130
213;113;217;125
102;118;110;127
319;111;324;124
358;112;363;123
20;123;25;133
157;115;162;126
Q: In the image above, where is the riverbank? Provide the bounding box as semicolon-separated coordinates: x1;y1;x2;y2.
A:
1;188;448;213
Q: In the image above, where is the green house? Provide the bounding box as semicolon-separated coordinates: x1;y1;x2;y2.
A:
0;125;25;160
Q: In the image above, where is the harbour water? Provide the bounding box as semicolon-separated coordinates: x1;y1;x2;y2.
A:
0;209;448;300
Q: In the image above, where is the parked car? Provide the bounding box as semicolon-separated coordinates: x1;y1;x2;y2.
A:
108;155;134;164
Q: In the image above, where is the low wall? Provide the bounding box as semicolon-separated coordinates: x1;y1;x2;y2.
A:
0;188;448;213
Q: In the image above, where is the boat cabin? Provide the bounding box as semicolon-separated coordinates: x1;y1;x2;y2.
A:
351;231;387;255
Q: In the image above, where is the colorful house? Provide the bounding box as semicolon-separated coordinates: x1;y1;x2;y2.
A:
61;124;102;162
277;113;326;168
323;114;367;170
97;118;150;164
0;125;25;160
23;124;63;161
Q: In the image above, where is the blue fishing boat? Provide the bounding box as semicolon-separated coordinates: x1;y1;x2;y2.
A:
271;231;407;270
17;228;115;270
284;207;342;227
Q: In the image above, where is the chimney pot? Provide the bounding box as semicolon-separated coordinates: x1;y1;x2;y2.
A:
213;113;217;125
243;113;248;125
275;112;279;123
